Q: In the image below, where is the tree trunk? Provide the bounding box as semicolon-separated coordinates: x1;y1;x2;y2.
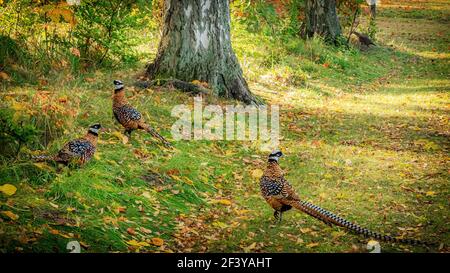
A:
146;0;259;104
366;0;377;18
305;0;342;42
369;4;376;19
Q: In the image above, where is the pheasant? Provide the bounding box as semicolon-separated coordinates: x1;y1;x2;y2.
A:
352;31;376;47
112;80;171;147
32;123;102;165
260;150;431;246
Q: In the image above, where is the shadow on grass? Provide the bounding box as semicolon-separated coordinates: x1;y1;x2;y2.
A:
283;107;449;154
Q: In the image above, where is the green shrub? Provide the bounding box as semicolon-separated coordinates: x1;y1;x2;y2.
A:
0;106;39;158
0;0;153;77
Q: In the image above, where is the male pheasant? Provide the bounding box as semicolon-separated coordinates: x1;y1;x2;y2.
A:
32;123;102;165
260;150;431;246
112;80;171;147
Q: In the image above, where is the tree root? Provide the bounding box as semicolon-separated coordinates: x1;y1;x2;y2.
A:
134;78;211;96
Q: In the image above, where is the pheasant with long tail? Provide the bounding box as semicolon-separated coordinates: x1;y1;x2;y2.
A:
112;80;171;148
32;123;102;165
260;150;433;246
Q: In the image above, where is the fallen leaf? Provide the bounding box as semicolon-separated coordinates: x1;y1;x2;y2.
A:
251;169;264;179
151;237;164;246
49;202;59;209
425;191;436;197
127;227;136;236
306;242;319;248
1;210;19;221
213;199;232;206
0;71;10;81
103;216;118;226
49;228;59;235
70;47;80;57
300;228;312;234
140;227;152;234
33;162;53;171
127;240;150;247
0;184;17;196
112;131;128;144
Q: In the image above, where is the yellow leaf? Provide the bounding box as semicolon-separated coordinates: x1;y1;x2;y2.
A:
122;135;129;144
306;242;319;248
212;221;229;229
425;191;436;197
0;184;17;196
47;7;76;25
103;216;118;226
11;100;26;111
212;199;232;206
127;240;150;247
251;169;264;179
142;191;154;200
319;192;328;199
33;162;53;171
300;228;312;234
151;237;164;246
112;131;128;144
183;177;194;185
1;211;19;221
235;209;251;215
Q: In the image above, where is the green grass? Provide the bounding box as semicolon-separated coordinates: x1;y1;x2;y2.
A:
0;1;449;253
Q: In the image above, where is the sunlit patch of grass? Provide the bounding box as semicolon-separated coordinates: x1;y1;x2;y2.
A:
378;0;450;21
1;0;448;253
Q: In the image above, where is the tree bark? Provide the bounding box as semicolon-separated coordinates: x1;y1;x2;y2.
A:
146;0;260;104
367;0;377;18
305;0;342;42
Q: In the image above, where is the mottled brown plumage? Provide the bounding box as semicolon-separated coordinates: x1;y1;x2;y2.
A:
260;150;429;245
112;80;171;147
32;124;101;165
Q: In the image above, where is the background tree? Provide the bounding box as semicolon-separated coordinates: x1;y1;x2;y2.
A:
146;0;259;104
304;0;342;42
366;0;377;18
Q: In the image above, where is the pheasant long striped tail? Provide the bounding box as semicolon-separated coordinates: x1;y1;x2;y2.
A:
289;199;430;246
31;154;55;162
140;123;172;148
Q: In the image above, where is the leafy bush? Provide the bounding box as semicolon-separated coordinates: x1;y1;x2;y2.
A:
0;106;38;158
0;0;153;77
72;0;152;66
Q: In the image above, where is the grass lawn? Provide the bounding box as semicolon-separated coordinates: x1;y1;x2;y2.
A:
0;0;448;253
